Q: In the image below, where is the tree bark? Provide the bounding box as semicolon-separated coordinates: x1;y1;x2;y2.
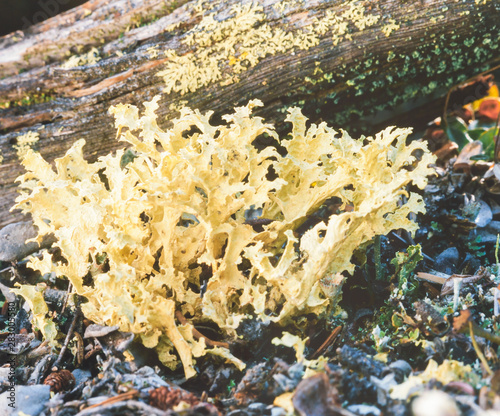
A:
0;0;499;229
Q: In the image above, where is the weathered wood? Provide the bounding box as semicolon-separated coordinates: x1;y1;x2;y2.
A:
0;0;499;229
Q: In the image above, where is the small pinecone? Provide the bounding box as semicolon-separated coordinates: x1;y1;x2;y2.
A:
149;386;200;410
43;369;75;393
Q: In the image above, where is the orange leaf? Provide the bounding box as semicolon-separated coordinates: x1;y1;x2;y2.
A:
477;97;500;121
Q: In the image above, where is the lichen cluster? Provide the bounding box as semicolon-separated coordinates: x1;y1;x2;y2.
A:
13;98;435;377
14;131;40;160
61;47;101;69
157;0;381;95
154;0;499;130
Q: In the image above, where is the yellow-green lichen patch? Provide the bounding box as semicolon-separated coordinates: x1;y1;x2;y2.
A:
14;131;40;160
341;3;380;31
313;2;380;46
156;0;499;131
381;18;400;37
157;0;383;95
146;46;160;59
272;0;304;14
11;284;58;348
61;47;101;69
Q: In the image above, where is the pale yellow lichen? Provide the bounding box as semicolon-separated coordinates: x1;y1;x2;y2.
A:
272;0;303;14
272;332;328;377
169;99;189;113
164;21;181;32
272;332;308;362
273;392;295;414
343;2;380;31
157;0;382;95
13;97;436;378
193;0;218;15
61;47;101;69
14;131;39;160
11;284;58;348
390;360;474;400
382;18;400;37
146;45;160;59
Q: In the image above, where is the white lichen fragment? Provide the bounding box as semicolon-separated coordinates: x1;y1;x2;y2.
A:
14;131;39;159
14;97;436;378
61;47;101;69
157;0;384;94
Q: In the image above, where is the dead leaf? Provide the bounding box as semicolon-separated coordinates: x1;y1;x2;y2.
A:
292;373;345;416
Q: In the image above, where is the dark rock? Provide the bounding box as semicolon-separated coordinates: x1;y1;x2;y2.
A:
338;345;384;378
382;360;413;384
434;247;459;274
0;384;50;415
0;221;55;262
292;373;340;416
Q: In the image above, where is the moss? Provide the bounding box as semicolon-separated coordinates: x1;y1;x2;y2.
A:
0;92;56;109
325;13;500;128
464;38;475;47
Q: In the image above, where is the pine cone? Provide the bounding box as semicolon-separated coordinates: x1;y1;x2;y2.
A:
149;386;200;410
43;369;75;393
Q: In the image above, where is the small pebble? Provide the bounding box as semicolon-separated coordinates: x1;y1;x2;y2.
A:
0;384;50;415
434;247;459;274
72;369;92;387
270;407;287;416
412;390;460;416
0;221;55;262
347;404;381;416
